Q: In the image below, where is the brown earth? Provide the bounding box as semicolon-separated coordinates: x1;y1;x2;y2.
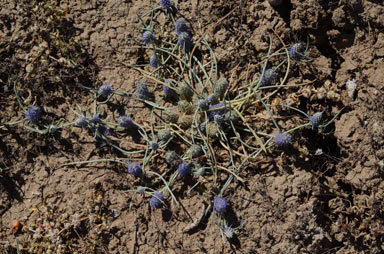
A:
1;0;384;253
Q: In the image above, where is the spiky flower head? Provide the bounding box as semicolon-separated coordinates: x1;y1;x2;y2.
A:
178;83;194;100
158;129;172;142
91;114;102;124
150;141;159;151
261;68;277;86
98;84;113;97
207;94;218;105
175;17;189;35
26;105;41;123
178;100;193;114
177;114;193;130
214;77;229;99
309;111;323;128
97;125;111;137
136;186;146;196
136;80;151;100
165;151;181;166
127;162;143;177
224;227;234;239
150;54;159;67
214;114;225;125
208;103;226;121
178;161;192;177
274;133;292;148
142;31;154;44
178;32;192;51
224;110;239;123
199;121;207;132
163;80;178;101
214;196;227;213
149;191;164;208
160;0;172;9
288;43;303;60
189;144;203;158
117;116;133;129
207;122;218;138
197;99;209;110
75;115;87;127
163;110;179;123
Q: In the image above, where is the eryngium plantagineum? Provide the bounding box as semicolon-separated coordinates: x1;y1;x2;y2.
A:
224;227;234;239
149;191;164;208
214;196;227;213
178;161;192;177
274;133;292;148
309;111;323;128
214;77;229;98
150;54;159;67
98;84;113;97
26;105;41;123
90;114;102;124
142;31;155;44
208;103;226;121
117;116;133;129
165;151;180;165
163;80;178;101
288;43;303;60
160;0;171;9
189;144;203;158
127;162;143;177
178;32;192;51
207;94;218;105
150;141;159;151
175;17;189;35
261;68;277;85
158;129;172;142
197;99;209;110
75;115;87;127
178;83;194;100
136;80;151;100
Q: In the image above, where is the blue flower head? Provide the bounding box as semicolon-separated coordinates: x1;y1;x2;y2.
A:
162;79;178;101
261;68;277;85
117;116;133;129
98;84;113;97
136;80;151;100
97;125;111;136
127;162;143;177
75;115;87;127
150;54;159;67
142;31;155;44
26;105;41;123
309;112;323;128
149;191;164;208
207;94;218;105
224;227;234;239
160;0;172;9
214;196;227;213
91;114;102;124
208;103;226;121
175;18;189;35
274;133;292;148
178;161;192;177
178;32;192;51
197;99;209;110
288;43;303;60
150;141;159;151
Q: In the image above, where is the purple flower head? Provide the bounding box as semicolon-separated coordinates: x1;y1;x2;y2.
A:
189;144;203;158
26;105;41;123
91;114;102;124
178;161;192;177
162;79;178;101
197;99;209;110
150;54;159;67
288;43;303;60
224;227;234;239
178;32;192;51
149;191;164;208
136;80;151;100
75;115;87;127
175;18;189;35
261;68;277;86
158;129;172;142
207;94;218;105
214;196;227;213
160;0;172;9
150;141;159;151
98;84;113;97
274;133;292;148
198;121;207;132
127;162;143;177
117;116;133;129
97;125;111;136
309;111;323;128
142;31;155;44
208;103;226;121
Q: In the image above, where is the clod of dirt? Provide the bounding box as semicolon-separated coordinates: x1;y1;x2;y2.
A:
345;79;357;100
8;219;22;235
